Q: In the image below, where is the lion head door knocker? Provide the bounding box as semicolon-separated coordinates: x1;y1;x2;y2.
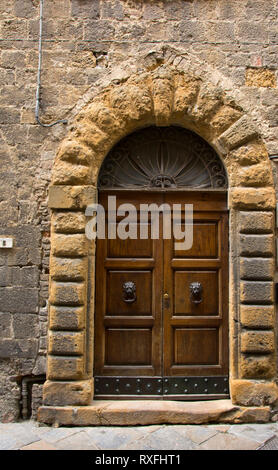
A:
190;282;203;304
122;281;137;303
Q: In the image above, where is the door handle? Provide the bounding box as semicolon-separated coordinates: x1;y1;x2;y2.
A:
122;281;136;303
163;292;170;308
190;282;203;304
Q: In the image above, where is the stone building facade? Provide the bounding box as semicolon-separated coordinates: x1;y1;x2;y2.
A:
0;0;278;424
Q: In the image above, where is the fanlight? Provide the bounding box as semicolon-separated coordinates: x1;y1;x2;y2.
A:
98;126;227;189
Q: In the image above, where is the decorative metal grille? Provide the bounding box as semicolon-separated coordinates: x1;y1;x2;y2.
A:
98;126;228;190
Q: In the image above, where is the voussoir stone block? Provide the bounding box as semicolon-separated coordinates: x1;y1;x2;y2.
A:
52;233;88;257
241;331;275;353
229;141;269;165
240;281;274;304
239;235;274;257
75;121;111;152
57;141;93;165
109;83;153;124
48;331;84;356
50;256;88;281
240;354;276;379
47;355;84;380
209;105;242;135
191;83;222;122
173;75;200;114
240;305;274;329
231;380;278;406
49;305;85;331
239;211;273;234
43;379;93;406
50;282;86;306
52;160;91;185
240;258;274;280
152;75;174;125
218;115;258;151
52;211;86;233
87;104;123;135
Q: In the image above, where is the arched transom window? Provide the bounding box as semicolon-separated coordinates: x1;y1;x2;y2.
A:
98;126;228;190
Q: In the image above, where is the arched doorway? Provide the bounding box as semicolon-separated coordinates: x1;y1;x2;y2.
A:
94;126;229;400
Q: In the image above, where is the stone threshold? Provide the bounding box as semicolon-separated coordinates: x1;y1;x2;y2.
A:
38;399;271;426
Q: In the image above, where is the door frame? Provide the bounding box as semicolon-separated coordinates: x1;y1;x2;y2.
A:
41;66;276;417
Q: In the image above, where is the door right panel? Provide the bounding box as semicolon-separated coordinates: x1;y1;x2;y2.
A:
163;194;229;378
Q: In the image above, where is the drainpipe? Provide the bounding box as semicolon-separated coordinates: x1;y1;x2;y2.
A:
35;0;67;127
20;376;46;420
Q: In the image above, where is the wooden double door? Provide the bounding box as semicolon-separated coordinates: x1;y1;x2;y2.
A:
94;191;229;399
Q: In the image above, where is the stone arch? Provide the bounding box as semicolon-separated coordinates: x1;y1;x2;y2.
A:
41;65;278;424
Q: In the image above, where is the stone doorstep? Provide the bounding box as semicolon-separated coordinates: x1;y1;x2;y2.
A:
38;400;270;426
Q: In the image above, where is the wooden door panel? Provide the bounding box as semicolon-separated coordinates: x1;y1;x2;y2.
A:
105;328;152;365
174;270;219;316
163;204;229;377
174;328;219;365
173;222;218;258
107;270;152;316
95;191;163;378
107;224;153;258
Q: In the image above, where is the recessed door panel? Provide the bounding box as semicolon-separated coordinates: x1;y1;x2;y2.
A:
174;328;219;365
174;222;218;258
105;329;152;365
107;227;153;258
174;270;219;316
107;271;152;316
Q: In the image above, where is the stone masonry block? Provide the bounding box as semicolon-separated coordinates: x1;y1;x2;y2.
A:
48;185;97;210
240;281;274;304
229;188;276;210
0;313;12;338
49;305;85;331
47;355;84;380
0;287;38;313
43;379;93;406
49;282;86;306
240;258;274;280
231;380;278;406
0;339;38;358
238;163;273;187
239;235;273;257
240;354;276;379
71;0;100;18
240;305;274;329
52;211;86;233
246;68;276;88
13;314;39;339
239;211;273;234
48;331;84;356
218;116;258;151
52;233;88;257
50;256;87;281
8;266;39;287
0;266;11;286
241;331;275;353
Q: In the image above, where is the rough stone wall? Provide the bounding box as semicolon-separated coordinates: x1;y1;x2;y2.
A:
0;0;277;421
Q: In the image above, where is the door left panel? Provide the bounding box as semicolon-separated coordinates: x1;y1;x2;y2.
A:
94;192;163;379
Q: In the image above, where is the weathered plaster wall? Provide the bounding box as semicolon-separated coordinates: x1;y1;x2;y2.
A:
0;0;277;422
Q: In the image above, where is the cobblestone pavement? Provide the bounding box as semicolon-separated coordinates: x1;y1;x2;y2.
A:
0;421;278;450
